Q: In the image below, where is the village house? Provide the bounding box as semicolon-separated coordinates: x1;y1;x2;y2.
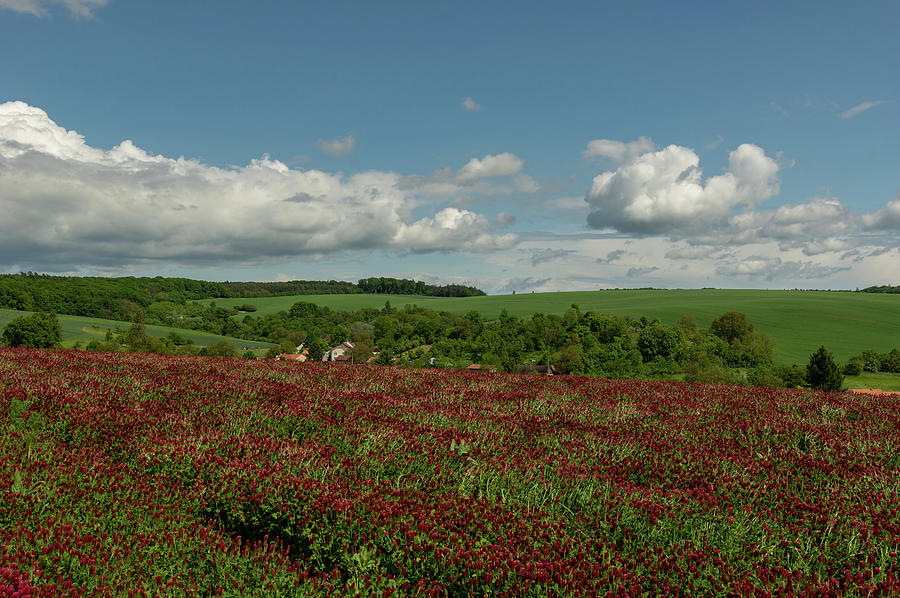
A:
324;341;355;362
275;346;309;362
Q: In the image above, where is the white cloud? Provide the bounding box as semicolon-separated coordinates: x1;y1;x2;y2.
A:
585;142;780;235
862;194;900;230
582;136;654;163
0;101;516;270
0;0;107;17
462;97;483;111
456;152;524;183
393;208;517;252
317;134;356;157
840;100;888;119
760;196;853;240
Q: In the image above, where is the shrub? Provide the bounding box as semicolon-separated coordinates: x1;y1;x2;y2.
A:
774;365;807;388
860;349;881;372
2;312;62;348
200;341;237;357
843;358;864;376
683;362;740;385
880;348;900;373
747;366;785;388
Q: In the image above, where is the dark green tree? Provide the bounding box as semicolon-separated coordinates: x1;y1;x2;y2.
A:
710;311;753;344
305;337;329;361
2;312;62;348
806;345;844;391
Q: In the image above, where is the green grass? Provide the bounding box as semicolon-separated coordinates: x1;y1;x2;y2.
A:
196;289;900;365
0;308;273;350
843;371;900;392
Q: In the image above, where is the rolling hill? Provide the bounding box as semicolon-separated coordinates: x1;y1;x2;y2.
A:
195;289;900;365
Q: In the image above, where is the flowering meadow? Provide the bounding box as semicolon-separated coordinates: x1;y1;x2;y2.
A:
1;348;898;597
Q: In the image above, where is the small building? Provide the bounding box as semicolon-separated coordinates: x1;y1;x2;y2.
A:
325;341;355;362
276;353;307;362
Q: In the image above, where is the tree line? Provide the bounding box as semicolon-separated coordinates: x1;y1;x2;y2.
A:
0;274;486;322
859;284;900;294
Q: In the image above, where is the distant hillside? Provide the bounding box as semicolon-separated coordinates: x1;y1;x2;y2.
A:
0;274;485;322
0;307;272;351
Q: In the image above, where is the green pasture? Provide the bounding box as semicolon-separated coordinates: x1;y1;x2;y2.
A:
844;371;900;392
196;289;900;365
0;308;272;350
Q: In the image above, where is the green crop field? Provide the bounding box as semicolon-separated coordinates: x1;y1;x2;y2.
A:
844;371;900;392
0;308;273;350
196;289;900;365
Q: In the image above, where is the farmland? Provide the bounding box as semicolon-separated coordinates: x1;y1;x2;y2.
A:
0;308;273;351
2;348;898;595
194;289;900;365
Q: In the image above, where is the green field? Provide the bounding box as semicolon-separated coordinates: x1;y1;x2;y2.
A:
844;371;900;392
196;289;900;365
0;308;273;350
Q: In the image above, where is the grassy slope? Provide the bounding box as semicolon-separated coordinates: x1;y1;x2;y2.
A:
844;371;900;392
0;308;273;350
196;289;900;365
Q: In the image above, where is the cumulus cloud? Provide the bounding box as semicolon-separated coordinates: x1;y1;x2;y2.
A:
0;0;107;17
585;142;780;235
753;196;853;241
393;208;517;252
317;134;356;157
840;100;888;119
582;136;654;163
862;194;900;230
456;152;523;182
461;97;483;111
0;101;517;270
398;152;529;198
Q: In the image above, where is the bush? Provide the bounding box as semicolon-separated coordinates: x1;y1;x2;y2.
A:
200;341;237;357
774;365;807;388
880;348;900;373
2;312;62;348
844;358;864;376
860;349;881;372
747;366;785;388
806;346;844;391
683;362;740;385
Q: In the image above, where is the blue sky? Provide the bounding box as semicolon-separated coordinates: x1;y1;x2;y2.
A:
1;0;897;292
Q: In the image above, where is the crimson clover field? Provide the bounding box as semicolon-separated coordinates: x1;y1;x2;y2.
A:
1;348;898;596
